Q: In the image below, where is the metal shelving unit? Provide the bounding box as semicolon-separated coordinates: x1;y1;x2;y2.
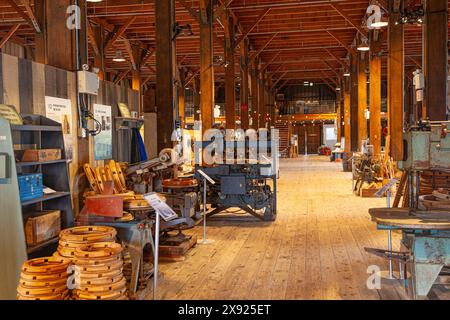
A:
10;114;74;258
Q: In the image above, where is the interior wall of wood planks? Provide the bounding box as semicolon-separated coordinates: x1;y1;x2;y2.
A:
0;52;139;213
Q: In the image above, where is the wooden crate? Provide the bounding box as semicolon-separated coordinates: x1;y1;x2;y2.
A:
20;149;62;162
24;210;61;246
159;235;197;262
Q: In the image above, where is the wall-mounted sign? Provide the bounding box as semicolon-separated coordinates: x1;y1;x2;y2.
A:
45;97;73;161
93;104;113;160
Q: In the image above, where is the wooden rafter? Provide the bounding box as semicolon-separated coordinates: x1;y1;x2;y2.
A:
86;22;100;56
260;52;281;74
214;0;234;20
234;8;271;49
0;24;20;49
114;68;131;84
330;3;367;37
324;48;349;68
250;33;278;60
104;17;137;51
326;30;357;57
271;71;288;89
6;0;41;33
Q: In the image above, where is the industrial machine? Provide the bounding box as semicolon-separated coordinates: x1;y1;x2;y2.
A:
194;130;279;221
369;120;450;298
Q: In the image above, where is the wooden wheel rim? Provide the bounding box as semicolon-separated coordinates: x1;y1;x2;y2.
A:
60;226;117;242
75;242;123;259
22;257;71;274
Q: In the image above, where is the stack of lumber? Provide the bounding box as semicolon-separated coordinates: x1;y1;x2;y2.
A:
74;242;128;300
419;188;450;211
56;226;117;259
17;257;71;300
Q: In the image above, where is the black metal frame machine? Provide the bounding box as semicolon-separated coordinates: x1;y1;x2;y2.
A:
195;163;277;221
194;129;279;221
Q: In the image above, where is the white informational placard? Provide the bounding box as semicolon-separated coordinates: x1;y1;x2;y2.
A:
45;97;73;161
144;193;178;222
375;179;398;198
93;104;113;160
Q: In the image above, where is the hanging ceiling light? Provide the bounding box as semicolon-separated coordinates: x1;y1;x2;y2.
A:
357;37;370;51
336;87;341;91
113;50;126;62
343;71;350;77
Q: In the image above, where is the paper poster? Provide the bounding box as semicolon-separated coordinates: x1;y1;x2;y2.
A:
45;97;73;161
93;104;113;160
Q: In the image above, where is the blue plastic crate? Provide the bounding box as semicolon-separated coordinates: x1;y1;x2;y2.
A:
18;173;44;202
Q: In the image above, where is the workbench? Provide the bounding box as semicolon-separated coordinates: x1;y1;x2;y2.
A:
369;208;450;298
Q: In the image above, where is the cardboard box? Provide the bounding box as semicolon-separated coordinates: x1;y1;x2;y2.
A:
24;210;61;246
21;149;62;162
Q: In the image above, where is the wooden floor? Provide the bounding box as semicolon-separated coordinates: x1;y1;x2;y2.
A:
156;156;446;300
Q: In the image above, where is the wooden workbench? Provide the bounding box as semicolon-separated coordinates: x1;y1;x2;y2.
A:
369;208;450;230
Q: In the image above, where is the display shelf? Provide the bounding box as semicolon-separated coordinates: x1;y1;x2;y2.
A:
2;114;74;258
21;192;71;206
10;124;62;132
16;160;67;167
26;236;60;254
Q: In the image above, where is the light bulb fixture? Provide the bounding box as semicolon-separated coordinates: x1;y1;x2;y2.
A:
336;87;341;91
87;0;103;2
371;20;388;28
310;82;314;86
357;37;370;51
343;72;350;77
113;50;126;62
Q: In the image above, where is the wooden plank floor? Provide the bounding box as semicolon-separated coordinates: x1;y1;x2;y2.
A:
155;156;447;300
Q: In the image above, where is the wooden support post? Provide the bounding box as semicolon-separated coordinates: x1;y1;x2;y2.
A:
240;39;250;130
178;67;187;128
344;77;351;153
200;0;215;134
194;77;201;122
336;90;342;141
35;0;88;70
250;59;259;129
91;24;105;80
424;0;448;120
258;60;266;129
358;51;368;149
224;12;236;130
350;54;359;152
370;30;382;155
155;0;177;150
388;0;404;160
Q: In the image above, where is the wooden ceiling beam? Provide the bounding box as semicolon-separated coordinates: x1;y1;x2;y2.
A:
259;52;280;74
87;22;100;56
250;32;278;60
104;16;137;51
271;71;288;89
6;0;41;33
0;24;20;49
234;8;271;49
114;68;131;84
326;30;357;57
324;48;349;68
329;3;367;37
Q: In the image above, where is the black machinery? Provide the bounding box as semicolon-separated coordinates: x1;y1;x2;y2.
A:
194;129;279;221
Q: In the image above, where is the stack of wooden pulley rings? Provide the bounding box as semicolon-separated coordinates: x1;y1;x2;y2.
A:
73;242;128;300
17;257;71;300
55;226;117;259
